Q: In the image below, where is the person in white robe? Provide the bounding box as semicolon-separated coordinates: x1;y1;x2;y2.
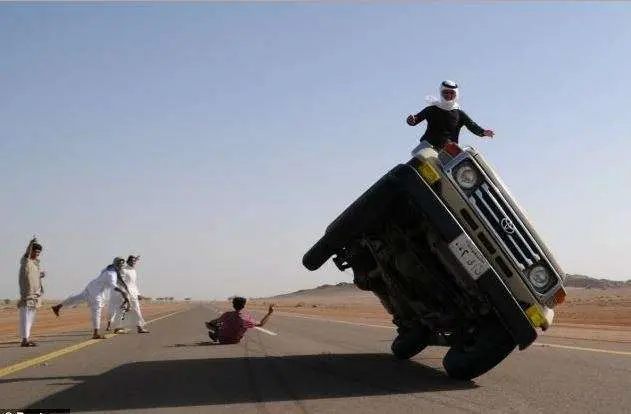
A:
107;255;149;334
51;257;130;339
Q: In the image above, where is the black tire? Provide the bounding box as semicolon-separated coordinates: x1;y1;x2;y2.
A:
302;237;333;271
302;168;401;272
391;325;431;360
442;320;516;381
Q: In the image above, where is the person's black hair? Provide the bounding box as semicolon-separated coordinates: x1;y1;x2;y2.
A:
232;296;247;311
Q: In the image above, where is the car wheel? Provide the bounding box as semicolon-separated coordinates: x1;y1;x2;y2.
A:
442;318;516;381
391;325;431;360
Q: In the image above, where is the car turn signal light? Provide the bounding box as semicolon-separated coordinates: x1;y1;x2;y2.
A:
417;161;441;184
553;288;566;305
526;305;546;327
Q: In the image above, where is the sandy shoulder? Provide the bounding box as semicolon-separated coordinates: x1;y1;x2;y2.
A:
243;286;631;343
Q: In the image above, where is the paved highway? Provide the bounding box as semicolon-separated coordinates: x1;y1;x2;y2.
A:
0;305;629;413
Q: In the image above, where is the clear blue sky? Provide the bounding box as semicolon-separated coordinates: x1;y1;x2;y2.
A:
2;3;630;301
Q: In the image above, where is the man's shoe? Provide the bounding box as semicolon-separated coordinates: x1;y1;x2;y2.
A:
137;327;150;334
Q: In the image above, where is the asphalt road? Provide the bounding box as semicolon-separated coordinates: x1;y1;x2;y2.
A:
0;305;630;414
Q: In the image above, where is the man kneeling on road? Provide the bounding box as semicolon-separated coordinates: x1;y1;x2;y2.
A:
205;297;274;344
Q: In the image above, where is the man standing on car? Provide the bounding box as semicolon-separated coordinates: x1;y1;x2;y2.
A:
406;80;495;149
17;237;46;347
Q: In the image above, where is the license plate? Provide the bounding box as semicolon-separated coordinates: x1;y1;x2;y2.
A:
448;233;490;280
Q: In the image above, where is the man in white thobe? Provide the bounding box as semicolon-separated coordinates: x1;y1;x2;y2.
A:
107;255;149;334
104;287;118;330
17;237;46;347
51;257;130;339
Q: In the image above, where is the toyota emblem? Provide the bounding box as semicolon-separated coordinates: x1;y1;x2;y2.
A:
500;217;516;234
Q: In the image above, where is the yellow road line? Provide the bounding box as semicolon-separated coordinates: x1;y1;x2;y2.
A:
0;307;190;378
0;339;101;378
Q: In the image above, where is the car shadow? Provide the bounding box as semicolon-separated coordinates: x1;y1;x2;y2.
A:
19;353;477;411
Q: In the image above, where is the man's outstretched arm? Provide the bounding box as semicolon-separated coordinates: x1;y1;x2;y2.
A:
462;110;494;137
23;236;38;259
406;107;429;126
255;305;275;327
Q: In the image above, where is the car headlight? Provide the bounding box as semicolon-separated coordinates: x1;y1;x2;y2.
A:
528;265;550;291
454;163;479;190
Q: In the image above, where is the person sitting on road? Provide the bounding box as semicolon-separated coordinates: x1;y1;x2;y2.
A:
406;80;495;150
205;297;274;344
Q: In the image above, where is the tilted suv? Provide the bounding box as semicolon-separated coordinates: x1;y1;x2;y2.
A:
302;140;567;380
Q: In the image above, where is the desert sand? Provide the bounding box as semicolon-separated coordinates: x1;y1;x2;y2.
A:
245;285;631;343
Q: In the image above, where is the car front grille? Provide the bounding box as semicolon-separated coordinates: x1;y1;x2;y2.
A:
468;182;541;270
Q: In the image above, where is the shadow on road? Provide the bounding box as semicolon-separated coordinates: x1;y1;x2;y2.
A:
167;341;221;347
0;339;81;348
19;353;477;411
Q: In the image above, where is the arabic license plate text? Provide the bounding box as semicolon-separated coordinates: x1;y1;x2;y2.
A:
448;234;490;280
